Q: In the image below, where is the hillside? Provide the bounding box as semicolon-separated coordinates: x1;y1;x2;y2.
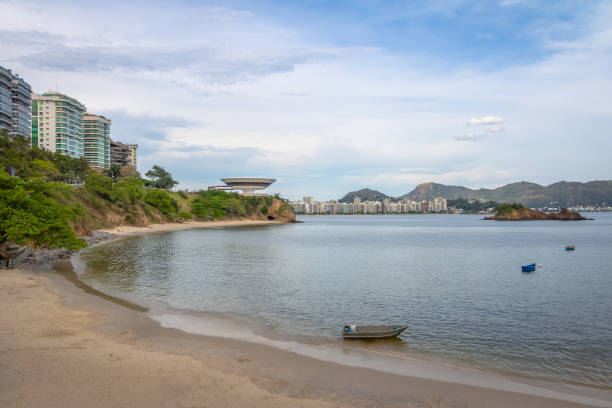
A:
339;188;393;203
400;181;612;207
0;131;295;251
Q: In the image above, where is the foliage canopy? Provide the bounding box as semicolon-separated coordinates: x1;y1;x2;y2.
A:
0;170;85;249
145;165;178;190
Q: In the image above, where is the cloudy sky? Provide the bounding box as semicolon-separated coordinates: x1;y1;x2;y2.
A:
1;0;611;200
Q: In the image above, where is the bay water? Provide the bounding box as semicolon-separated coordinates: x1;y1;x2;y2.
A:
76;214;612;389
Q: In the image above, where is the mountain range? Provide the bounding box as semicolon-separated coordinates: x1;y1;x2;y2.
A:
340;181;612;208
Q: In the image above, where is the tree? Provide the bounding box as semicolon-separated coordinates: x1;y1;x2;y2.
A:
31;159;61;181
85;171;113;199
107;165;121;181
119;165;140;178
0;170;85;249
145;165;178;190
0;130;88;182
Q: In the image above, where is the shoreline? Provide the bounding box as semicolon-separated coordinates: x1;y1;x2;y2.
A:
2;221;612;407
97;218;291;237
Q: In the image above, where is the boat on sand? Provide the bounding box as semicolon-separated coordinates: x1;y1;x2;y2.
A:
342;325;407;339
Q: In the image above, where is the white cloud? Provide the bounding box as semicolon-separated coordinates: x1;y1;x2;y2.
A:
454;133;484;141
1;0;611;198
468;116;504;125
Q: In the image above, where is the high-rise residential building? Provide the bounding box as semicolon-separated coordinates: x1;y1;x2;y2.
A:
304;196;314;205
0;66;32;139
110;140;138;169
433;197;448;212
32;92;86;158
83;113;111;169
0;68;11;133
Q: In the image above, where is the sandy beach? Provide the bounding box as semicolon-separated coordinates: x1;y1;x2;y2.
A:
2;221;611;408
98;218;290;237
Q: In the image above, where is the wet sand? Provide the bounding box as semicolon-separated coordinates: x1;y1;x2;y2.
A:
2;218;611;407
2;264;612;408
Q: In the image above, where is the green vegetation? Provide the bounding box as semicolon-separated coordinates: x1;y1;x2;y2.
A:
494;203;527;216
177;211;192;220
189;191;283;220
340;188;393;203
107;164;121;181
0;170;85;249
145;165;178;190
0;129;293;250
448;197;499;212
0;130;88;183
144;189;178;216
191;190;246;219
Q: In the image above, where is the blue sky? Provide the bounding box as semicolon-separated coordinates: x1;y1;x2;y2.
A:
1;0;611;200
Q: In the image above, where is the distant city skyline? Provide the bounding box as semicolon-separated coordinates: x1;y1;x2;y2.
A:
2;0;611;200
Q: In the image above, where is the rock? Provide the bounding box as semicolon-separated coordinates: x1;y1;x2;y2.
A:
484;207;591;221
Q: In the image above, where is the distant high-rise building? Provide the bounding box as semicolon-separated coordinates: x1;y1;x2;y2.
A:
0;68;11;133
110;140;138;169
83;113;111;169
32;92;86;158
433;197;447;212
304;196;314;205
0;66;31;139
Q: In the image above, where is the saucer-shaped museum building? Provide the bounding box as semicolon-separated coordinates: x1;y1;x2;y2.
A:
220;178;276;195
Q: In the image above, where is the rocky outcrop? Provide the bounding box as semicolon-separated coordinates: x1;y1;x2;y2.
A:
484;207;590;221
265;199;297;222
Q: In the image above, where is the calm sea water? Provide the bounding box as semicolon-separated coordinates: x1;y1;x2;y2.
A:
77;214;612;388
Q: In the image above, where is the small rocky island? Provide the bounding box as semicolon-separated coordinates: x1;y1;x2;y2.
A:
484;204;591;221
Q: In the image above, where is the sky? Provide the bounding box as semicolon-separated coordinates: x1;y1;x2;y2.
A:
1;0;611;200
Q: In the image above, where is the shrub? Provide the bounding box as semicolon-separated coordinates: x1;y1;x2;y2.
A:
177;190;188;199
145;189;178;215
261;206;268;215
191;190;246;219
85;171;113;199
494;203;527;216
111;177;145;208
0;171;85;249
178;211;192;220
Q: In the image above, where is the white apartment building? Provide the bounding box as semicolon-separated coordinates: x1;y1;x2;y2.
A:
32;92;86;158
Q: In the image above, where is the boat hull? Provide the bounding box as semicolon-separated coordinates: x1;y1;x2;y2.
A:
342;326;407;340
521;263;536;272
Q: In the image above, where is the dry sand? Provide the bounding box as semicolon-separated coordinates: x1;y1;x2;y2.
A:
98;219;288;237
1;220;611;407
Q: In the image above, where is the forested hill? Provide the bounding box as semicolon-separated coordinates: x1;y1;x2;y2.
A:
0;131;294;251
339;188;393;203
400;181;612;207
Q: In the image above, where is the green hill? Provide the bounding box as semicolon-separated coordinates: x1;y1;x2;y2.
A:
0;131;294;250
400;181;612;207
339;188;393;203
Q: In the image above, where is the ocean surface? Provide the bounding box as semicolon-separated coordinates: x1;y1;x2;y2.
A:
76;214;612;389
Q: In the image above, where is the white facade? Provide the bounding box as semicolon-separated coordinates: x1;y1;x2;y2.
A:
32;92;86;158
